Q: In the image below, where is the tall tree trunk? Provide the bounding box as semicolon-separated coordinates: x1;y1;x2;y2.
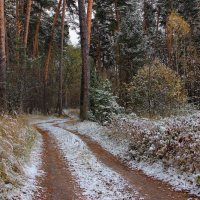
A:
114;0;121;88
32;11;42;58
20;0;24;15
23;0;32;48
32;8;42;103
43;0;62;114
19;0;24;40
87;0;93;47
0;0;6;111
16;0;20;35
114;0;120;31
166;18;173;67
78;0;90;120
5;19;9;67
58;0;66;116
16;0;20;63
143;0;147;34
19;0;32;112
156;6;160;38
96;32;101;74
154;5;160;59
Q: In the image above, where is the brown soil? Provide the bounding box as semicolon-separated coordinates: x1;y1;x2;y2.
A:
33;126;85;200
56;121;198;200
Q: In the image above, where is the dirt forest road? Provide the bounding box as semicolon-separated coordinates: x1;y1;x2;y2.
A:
34;126;85;200
33;118;197;200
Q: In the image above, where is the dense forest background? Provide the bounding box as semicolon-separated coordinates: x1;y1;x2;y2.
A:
0;0;200;119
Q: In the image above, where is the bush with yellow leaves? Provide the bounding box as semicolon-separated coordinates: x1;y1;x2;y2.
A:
127;59;187;117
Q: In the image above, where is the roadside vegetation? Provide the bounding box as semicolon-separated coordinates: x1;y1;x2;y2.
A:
111;113;200;190
0;115;38;195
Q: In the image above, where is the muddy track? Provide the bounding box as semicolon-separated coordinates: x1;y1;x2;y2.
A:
55;122;195;200
34;126;85;200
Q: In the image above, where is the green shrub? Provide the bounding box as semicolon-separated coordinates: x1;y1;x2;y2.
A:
90;80;122;123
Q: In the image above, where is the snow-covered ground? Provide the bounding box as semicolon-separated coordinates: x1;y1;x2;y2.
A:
29;117;66;125
38;121;143;200
1;133;43;200
4;111;197;199
58;112;200;197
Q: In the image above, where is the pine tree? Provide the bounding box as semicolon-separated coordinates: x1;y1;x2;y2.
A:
0;0;6;111
87;0;93;47
90;0;129;80
118;0;145;82
78;0;90;120
58;0;66;116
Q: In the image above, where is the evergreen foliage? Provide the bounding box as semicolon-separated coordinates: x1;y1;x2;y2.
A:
1;0;200;116
118;1;145;80
90;79;122;123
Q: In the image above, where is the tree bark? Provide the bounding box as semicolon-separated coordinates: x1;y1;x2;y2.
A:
20;0;24;15
78;0;90;120
32;11;42;58
0;0;6;111
114;0;120;31
96;33;101;74
154;5;160;59
24;0;32;48
87;0;93;47
43;0;62;114
16;0;20;64
114;0;121;88
58;0;66;116
166;18;173;67
143;0;147;34
5;19;9;67
19;0;32;112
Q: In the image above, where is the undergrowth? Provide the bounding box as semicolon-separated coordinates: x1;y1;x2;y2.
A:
0;115;37;194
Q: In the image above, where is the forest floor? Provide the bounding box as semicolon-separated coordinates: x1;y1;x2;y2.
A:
30;114;198;200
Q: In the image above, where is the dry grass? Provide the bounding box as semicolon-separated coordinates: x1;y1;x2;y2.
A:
0;114;37;192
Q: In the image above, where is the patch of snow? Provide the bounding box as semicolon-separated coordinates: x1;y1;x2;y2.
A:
30;118;67;125
127;160;199;195
59;121;129;163
63;109;80;120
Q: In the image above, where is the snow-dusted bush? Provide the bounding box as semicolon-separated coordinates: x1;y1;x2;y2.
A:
90;80;123;123
111;112;200;188
123;59;187;117
0;115;37;194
